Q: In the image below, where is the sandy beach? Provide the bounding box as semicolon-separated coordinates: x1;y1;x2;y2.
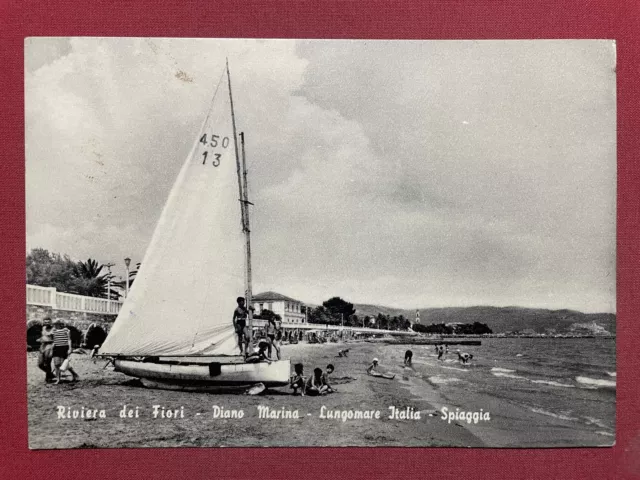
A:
27;339;614;449
28;341;485;449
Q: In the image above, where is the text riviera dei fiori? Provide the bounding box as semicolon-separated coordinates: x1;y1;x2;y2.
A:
56;405;490;424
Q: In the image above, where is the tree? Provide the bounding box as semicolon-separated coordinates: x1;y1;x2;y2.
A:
347;314;359;327
411;323;430;334
423;323;454;334
397;315;412;331
27;249;116;298
322;297;356;322
26;248;76;291
455;322;493;335
413;322;492;335
308;306;338;325
72;258;112;298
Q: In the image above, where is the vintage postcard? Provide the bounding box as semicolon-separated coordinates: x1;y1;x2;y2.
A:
25;38;616;449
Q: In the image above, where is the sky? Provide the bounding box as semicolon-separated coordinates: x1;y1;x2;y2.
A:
25;38;616;313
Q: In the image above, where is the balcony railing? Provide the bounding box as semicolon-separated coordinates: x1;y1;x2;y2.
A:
26;284;123;315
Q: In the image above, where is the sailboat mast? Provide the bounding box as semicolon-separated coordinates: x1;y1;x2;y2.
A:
226;59;254;334
240;131;253;331
227;59;247;232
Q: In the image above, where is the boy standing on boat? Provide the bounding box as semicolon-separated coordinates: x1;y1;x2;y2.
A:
266;317;281;360
233;297;251;356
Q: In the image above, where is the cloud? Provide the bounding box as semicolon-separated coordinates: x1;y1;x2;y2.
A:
26;39;616;312
26;38;308;278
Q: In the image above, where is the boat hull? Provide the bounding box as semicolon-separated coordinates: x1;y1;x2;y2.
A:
114;358;291;392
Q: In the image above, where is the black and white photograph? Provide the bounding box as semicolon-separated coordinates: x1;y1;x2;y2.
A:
25;38;616;449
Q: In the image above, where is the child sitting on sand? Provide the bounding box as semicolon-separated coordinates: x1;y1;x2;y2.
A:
322;364;336;393
367;358;380;375
367;358;395;379
290;363;306;396
305;367;329;396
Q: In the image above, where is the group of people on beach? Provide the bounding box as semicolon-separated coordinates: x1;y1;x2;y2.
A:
36;296;474;390
233;295;476;393
289;363;335;396
233;296;282;361
435;344;474;364
36;317;79;384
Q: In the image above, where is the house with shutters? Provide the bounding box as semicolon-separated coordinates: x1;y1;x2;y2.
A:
252;291;307;325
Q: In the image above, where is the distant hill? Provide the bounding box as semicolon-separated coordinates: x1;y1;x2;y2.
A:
354;303;414;319
354;304;616;335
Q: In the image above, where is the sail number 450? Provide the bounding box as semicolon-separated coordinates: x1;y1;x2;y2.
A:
200;133;230;167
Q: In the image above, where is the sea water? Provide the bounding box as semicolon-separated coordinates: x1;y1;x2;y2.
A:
389;338;615;442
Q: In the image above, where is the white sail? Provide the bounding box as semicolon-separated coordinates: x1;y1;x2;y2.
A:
101;67;245;356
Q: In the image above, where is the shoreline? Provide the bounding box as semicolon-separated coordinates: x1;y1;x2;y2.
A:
27;339;612;449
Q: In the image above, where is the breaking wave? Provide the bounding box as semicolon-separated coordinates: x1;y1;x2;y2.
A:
584;416;610;429
530;408;578;422
491;371;528;380
576;376;616;389
531;379;575;388
491;367;516;373
428;376;462;385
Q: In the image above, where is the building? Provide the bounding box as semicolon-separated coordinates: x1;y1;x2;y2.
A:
252;291;307;326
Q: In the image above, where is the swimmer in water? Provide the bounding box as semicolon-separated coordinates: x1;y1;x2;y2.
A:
456;350;473;365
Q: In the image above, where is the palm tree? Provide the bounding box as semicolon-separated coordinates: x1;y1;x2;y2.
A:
72;259;112;298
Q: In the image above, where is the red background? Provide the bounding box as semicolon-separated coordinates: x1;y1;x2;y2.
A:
1;1;638;479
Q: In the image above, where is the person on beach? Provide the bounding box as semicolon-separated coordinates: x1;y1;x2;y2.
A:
404;350;413;366
322;364;335;393
51;320;79;384
367;358;380;375
437;345;445;361
37;317;55;383
367;358;396;379
233;297;251;356
90;344;102;363
337;348;350;357
289;363;306;396
245;340;272;364
265;317;281;360
456;350;473;365
305;367;328;396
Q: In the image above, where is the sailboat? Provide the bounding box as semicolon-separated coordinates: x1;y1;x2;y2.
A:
99;60;291;391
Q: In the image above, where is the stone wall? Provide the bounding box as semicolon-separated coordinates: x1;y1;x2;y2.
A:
26;305;115;335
